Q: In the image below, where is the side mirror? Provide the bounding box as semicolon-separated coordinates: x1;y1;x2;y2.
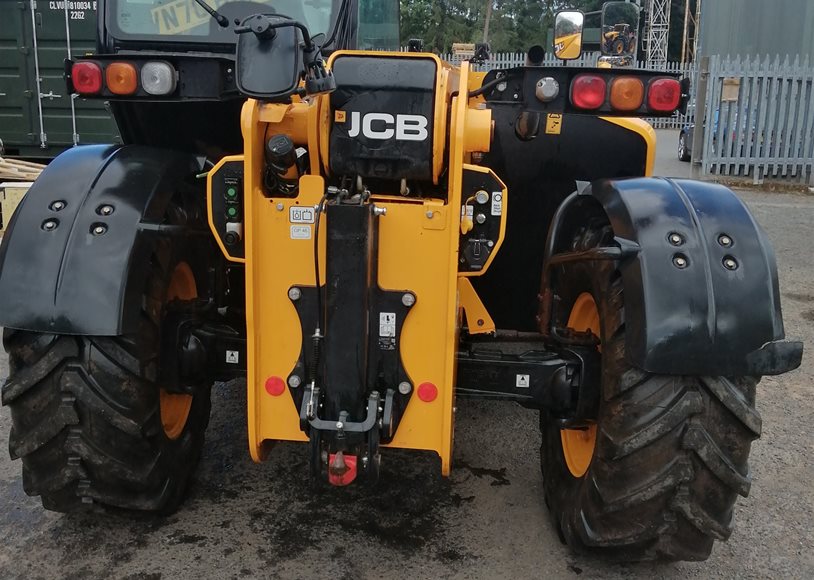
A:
601;1;640;57
554;11;585;61
235;14;302;100
235;14;335;101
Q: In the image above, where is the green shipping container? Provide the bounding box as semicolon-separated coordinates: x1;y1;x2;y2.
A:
0;0;119;159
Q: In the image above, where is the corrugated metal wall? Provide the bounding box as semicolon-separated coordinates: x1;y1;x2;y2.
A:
699;0;814;58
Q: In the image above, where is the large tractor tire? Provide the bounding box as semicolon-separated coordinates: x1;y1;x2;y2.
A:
2;241;211;513
540;223;761;561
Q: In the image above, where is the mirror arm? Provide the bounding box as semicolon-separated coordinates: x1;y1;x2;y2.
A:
235;18;315;52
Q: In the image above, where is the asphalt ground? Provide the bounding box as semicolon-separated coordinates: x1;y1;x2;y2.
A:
0;130;812;579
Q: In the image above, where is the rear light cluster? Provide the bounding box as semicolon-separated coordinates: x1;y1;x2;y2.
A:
570;74;681;114
71;61;177;97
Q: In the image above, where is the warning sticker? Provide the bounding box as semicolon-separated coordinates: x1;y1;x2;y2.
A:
289;206;315;224
546;113;563;135
491;192;503;216
516;374;530;388
226;350;239;364
379;312;396;337
290;225;312;240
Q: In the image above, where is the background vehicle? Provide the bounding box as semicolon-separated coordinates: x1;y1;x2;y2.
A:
603;23;635;54
679;124;694;161
0;0;802;564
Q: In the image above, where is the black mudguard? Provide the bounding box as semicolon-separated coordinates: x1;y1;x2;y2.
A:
0;145;202;335
547;177;802;376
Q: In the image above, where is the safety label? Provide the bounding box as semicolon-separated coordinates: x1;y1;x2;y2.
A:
491;192;503;216
225;350;239;364
379;312;396;337
516;374;530;388
289;206;315;224
546;113;563;135
290;225;312;240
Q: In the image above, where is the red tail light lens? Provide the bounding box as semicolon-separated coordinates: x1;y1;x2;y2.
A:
648;78;681;113
570;74;607;110
71;61;103;95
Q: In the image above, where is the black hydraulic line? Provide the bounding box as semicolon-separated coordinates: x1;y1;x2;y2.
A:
313;194;328;333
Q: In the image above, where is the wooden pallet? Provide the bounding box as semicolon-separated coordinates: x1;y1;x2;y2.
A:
0;157;46;181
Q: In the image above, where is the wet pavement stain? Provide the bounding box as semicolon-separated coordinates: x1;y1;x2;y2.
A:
457;461;511;486
235;448;477;568
785;292;814;303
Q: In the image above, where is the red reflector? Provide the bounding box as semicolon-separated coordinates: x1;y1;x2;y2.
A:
71;61;103;95
264;376;285;396
571;74;607;110
417;382;438;402
648;78;681;113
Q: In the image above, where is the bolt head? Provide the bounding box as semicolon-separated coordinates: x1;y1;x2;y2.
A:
42;219;57;231
276;202;284;211
475;213;487;224
668;232;684;246
718;234;733;247
288;375;301;388
92;225;107;236
487;240;494;247
723;257;738;270
475;190;490;204
402;293;416;307
98;205;114;216
426;210;434;219
336;421;344;429
398;381;412;395
673;254;688;269
288;287;301;301
50;201;65;211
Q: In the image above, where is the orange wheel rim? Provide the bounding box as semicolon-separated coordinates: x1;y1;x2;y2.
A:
160;262;196;440
560;292;599;477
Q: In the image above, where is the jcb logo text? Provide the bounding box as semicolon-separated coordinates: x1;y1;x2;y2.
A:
347;112;429;141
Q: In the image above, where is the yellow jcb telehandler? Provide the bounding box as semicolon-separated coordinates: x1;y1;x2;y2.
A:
0;0;802;562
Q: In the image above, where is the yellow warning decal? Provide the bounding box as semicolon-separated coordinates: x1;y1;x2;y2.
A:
151;0;228;35
334;110;346;123
546;113;563;135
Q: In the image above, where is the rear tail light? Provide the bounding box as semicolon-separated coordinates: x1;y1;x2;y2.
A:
570;74;607;110
141;61;177;96
610;77;644;112
647;78;681;113
71;61;103;95
105;62;138;95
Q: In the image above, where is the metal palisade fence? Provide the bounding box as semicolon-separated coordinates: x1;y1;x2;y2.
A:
431;51;696;130
699;54;814;185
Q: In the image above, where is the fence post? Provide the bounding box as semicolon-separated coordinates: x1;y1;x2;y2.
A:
691;56;710;179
